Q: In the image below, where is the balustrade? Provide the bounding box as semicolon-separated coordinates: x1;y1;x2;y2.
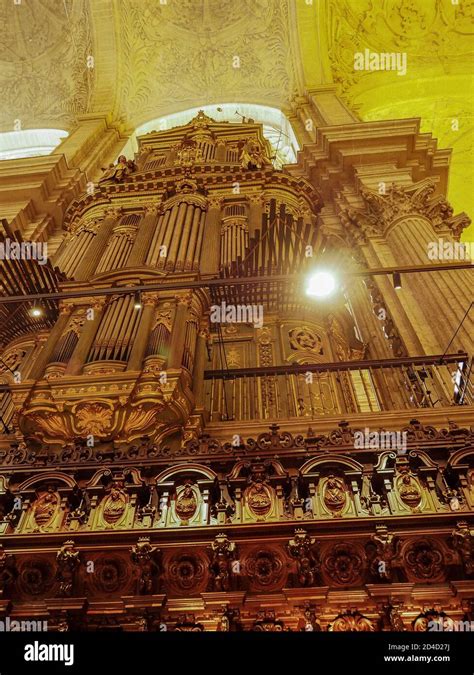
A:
204;355;472;421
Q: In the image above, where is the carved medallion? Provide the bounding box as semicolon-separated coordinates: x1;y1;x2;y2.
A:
33;488;60;528
322;475;347;512
175;484;198;523
102;487;128;525
403;539;444;581
75;402;113;437
245;548;285;591
246;480;272;518
289;327;323;354
17;559;55;597
89;555;132;595
167;552;207;595
396;472;422;509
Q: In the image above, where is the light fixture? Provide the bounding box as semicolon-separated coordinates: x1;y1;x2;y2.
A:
30;304;42;317
392;272;402;290
133;291;142;310
306;271;337;298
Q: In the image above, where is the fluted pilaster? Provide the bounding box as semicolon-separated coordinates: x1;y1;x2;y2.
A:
342;181;473;354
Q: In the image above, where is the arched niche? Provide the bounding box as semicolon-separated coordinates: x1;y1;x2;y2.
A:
154;464;217;528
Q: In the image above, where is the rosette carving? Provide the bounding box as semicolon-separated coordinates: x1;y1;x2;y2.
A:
322;543;364;586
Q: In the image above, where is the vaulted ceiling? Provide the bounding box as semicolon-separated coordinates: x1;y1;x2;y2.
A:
0;0;306;132
0;0;472;237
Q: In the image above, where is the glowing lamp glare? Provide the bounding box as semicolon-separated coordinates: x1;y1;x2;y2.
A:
306;271;336;298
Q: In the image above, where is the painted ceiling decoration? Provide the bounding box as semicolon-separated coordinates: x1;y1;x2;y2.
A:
0;0;471;236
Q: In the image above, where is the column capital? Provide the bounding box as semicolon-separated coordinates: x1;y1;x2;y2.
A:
90;297;107;312
174;290;193;307
142;293;160;307
208;195;224;210
104;206;124;220
70;217;101;235
111;223;138;243
340;179;471;243
247;192;265;207
143;202;162;216
58;302;74;316
34;333;49;347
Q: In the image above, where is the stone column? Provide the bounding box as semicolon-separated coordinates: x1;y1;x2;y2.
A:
65;300;105;375
200;197;222;275
28;304;73;380
126;204;161;267
192;328;209;408
75;207;123;281
357;182;473;354
385;216;473;353
168;293;192;368
127;294;158;371
357;239;426;356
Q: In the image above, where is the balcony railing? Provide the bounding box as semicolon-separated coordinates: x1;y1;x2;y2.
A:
204;354;472;421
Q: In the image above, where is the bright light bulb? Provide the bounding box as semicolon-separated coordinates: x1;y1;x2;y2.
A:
306;271;337;298
133;291;142;310
30;306;42;317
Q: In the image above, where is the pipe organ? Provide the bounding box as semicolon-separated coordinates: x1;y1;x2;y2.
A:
85;294;141;366
145;196;207;272
0;109;472;634
221;204;249;268
95;214;140;274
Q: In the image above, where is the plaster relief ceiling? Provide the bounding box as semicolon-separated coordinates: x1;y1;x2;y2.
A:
0;0;93;131
0;0;305;133
320;0;474;237
107;0;303;127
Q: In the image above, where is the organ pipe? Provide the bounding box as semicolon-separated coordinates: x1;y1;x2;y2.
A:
87;294;141;363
